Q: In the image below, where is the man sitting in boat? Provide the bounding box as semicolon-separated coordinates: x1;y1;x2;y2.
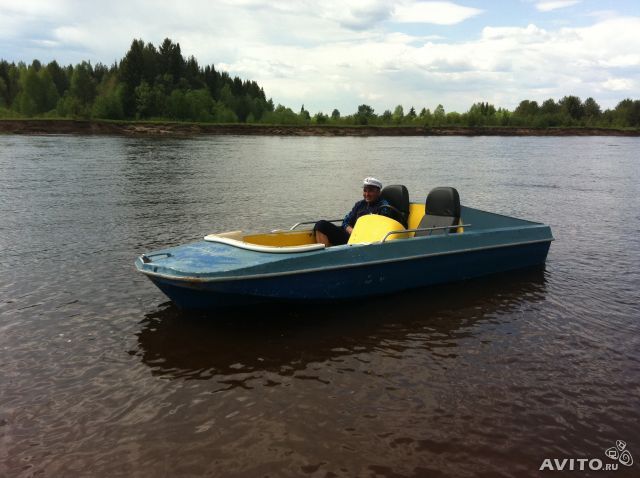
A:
313;177;392;246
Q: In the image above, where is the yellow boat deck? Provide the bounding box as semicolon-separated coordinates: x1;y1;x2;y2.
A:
204;202;463;251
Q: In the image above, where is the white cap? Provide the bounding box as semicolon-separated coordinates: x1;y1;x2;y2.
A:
363;177;382;189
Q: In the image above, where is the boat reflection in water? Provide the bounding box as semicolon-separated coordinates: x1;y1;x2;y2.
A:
134;268;547;381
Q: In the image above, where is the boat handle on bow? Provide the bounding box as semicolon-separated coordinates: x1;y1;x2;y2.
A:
140;252;172;263
290;219;342;230
381;224;472;242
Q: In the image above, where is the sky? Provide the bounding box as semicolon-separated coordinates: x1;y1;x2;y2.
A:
1;0;639;114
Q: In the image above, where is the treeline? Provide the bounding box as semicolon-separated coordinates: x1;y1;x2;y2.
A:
1;37;639;128
302;98;639;128
0;38;273;122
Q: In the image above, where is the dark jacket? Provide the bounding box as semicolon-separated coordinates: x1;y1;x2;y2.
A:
342;198;392;229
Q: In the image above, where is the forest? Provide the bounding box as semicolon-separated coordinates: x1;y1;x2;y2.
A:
1;38;639;129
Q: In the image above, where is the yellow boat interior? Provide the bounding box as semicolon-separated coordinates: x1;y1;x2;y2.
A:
205;186;465;252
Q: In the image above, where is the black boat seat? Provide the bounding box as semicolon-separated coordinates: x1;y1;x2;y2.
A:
380;184;410;228
415;187;461;236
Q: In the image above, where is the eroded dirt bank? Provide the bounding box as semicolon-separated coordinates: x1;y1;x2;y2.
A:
1;119;638;137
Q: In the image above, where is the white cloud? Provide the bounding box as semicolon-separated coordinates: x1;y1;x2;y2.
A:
0;0;69;16
319;0;394;30
602;78;634;91
586;10;620;21
481;24;552;43
535;1;581;12
0;1;638;113
30;39;59;48
393;1;483;25
53;26;89;45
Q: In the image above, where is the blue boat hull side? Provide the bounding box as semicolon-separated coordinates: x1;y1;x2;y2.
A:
145;240;551;309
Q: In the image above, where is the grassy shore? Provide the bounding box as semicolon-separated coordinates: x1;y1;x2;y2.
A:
1;118;639;137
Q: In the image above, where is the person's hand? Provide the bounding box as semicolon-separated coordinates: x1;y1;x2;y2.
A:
346;226;353;235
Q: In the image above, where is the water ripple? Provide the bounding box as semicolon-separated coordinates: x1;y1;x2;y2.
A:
1;135;639;476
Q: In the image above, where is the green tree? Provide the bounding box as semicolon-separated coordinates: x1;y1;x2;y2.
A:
55;62;96;118
514;100;539;117
56;94;81;118
433;104;445;126
135;80;155;118
92;81;124;119
495;108;510;126
119;39;147;116
331;108;340;120
6;64;21;107
1;62;28;109
540;98;560;115
299;104;310;122
39;68;60;113
465;109;482;127
0;77;6;107
203;64;220;99
583;97;601;123
0;61;12;106
406;106;417;122
92;62;110;85
135;80;168;118
247;96;266;122
419;107;432;126
166;89;189;120
46;60;70;97
14;65;59;116
211;101;238;123
219;84;234;109
185;89;215;121
559;95;584;121
355;104;375;125
14;67;38;115
537;99;561;127
184;56;203;89
467;102;497;126
1;36;281;122
446;111;461;125
158;38;185;84
613;99;640;127
392;105;404;124
260;104;302;124
313;112;328;124
69;62;96;107
140;43;159;85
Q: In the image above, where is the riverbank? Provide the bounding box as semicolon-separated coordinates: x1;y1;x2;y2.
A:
1;119;638;137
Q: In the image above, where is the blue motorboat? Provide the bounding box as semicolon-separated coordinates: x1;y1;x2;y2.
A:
135;186;553;309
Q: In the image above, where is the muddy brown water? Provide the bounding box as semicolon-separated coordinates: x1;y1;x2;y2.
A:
1;135;639;477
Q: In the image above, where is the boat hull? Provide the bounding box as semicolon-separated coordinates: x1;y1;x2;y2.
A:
142;239;551;309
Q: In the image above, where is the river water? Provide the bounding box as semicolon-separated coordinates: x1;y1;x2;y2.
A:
1;135;639;477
